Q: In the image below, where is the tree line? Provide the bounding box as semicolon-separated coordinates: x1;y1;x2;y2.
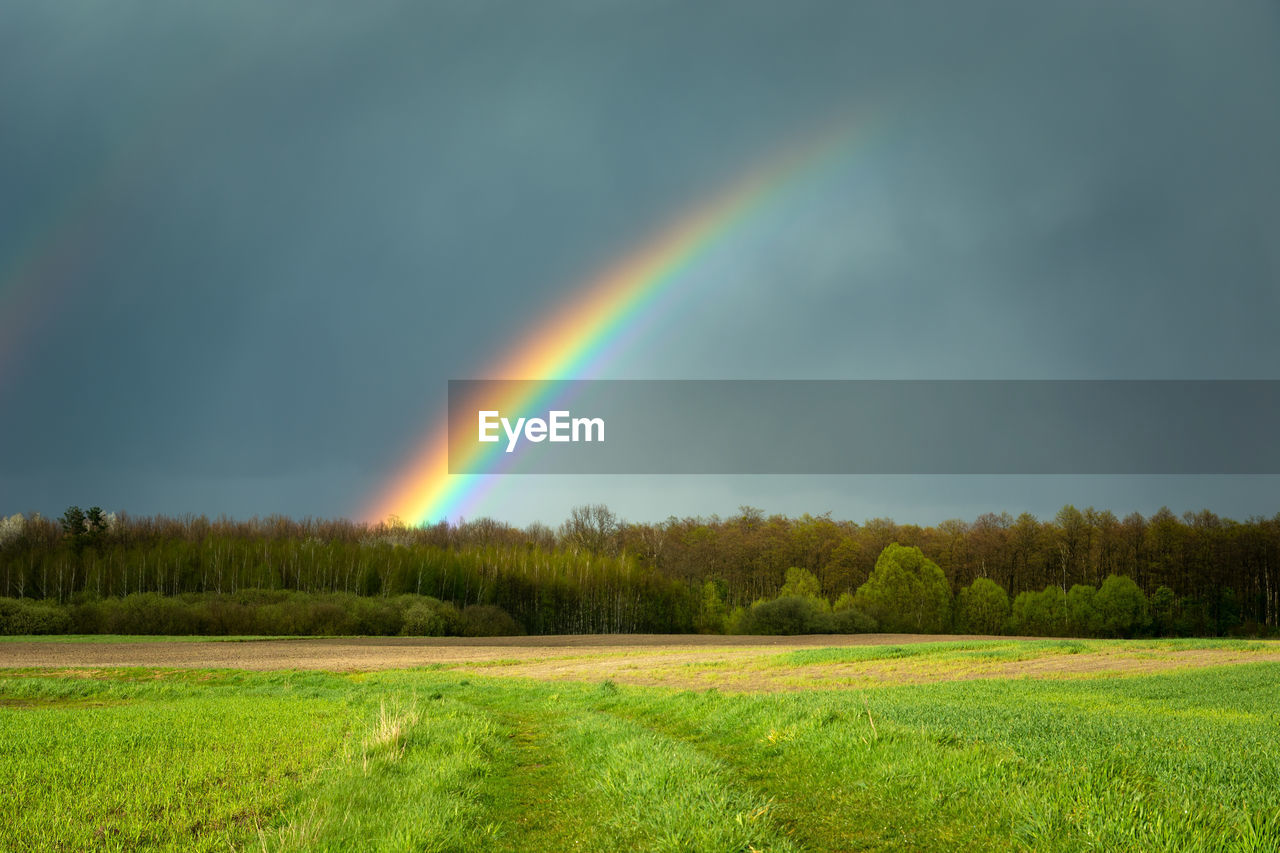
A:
722;548;1166;639
0;503;1276;636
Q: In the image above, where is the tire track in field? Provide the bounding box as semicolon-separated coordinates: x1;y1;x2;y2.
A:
458;686;804;852
455;696;603;853
586;697;997;853
586;698;830;852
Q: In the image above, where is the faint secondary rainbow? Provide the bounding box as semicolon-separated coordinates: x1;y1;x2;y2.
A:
365;116;877;525
0;58;260;394
0;166;121;392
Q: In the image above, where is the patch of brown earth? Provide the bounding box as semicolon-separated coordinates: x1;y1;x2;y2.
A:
2;636;1277;692
0;633;997;671
454;647;1280;692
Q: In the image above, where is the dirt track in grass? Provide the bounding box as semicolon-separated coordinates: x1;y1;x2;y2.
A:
4;634;1280;691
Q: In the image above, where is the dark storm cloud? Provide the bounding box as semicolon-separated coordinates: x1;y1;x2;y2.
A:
1;1;1276;523
634;3;1280;381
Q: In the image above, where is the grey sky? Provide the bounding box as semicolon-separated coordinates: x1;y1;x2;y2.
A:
1;1;1277;526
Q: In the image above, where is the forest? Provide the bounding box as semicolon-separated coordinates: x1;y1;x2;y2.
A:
0;503;1276;637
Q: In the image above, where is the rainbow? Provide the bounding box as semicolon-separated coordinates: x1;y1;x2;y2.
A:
364;117;876;525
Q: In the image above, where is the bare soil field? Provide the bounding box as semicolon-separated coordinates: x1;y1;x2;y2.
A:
4;634;1279;691
490;644;1280;692
0;633;982;670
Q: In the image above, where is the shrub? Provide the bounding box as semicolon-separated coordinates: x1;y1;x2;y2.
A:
38;591;480;636
348;596;403;635
737;596;817;635
401;597;461;636
829;606;877;633
301;599;355;635
199;597;256;635
0;598;72;635
732;595;874;635
87;593;206;635
459;604;523;636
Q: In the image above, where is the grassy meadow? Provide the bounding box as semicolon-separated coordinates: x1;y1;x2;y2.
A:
3;639;1279;851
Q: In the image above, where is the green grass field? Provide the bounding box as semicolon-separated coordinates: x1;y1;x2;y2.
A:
3;640;1279;851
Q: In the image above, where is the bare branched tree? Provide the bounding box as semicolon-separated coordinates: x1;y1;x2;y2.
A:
560;504;619;555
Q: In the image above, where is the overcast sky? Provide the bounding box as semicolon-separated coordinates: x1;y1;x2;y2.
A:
2;1;1278;526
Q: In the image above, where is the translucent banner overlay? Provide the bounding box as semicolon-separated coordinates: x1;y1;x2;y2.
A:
447;380;1280;475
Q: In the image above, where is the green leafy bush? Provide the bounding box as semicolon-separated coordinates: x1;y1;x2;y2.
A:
0;598;72;635
1;592;517;637
828;606;877;633
401;597;462;636
736;596;817;635
731;596;876;635
459;604;524;637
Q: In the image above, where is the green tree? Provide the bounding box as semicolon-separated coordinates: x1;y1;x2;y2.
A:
60;506;88;556
85;507;108;535
955;577;1010;634
779;567;824;604
853;544;951;633
1095;575;1150;637
1009;586;1068;636
1066;584;1103;636
60;506;86;539
1149;586;1177;636
560;504;619;555
83;506;109;551
699;579;728;633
